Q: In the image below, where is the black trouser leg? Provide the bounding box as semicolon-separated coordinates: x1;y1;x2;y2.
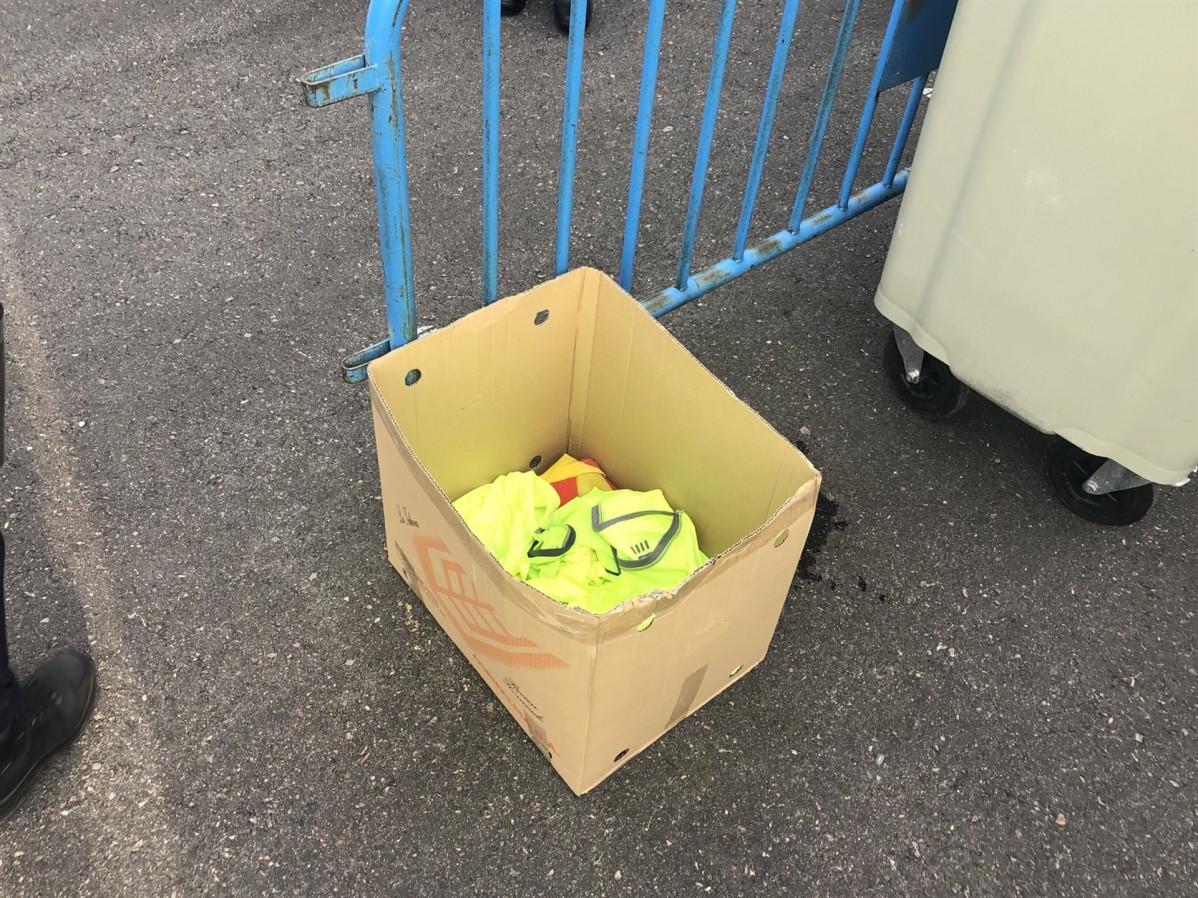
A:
0;530;19;735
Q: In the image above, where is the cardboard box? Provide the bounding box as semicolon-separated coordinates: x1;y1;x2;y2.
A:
369;268;820;794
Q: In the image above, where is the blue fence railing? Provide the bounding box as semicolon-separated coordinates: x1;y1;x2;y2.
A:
302;0;957;381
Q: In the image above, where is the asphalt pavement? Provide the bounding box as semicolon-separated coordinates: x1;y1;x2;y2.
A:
0;1;1193;895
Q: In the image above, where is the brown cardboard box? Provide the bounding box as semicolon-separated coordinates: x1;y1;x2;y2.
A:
369;268;820;794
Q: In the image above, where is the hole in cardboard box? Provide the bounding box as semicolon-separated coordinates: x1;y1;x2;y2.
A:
636;615;655;632
404;369;422;386
613;748;629;762
774;529;789;547
529;455;543;469
534;309;550;325
729;665;743;677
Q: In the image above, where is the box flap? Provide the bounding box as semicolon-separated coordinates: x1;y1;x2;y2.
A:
570;271;817;557
368;269;589;500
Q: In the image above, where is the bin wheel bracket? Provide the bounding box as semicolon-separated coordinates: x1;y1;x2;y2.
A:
893;325;925;382
1082;459;1151;496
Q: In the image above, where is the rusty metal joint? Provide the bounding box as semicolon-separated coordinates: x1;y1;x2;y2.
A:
302;55;383;108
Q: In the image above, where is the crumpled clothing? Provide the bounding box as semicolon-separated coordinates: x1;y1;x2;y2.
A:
525;488;708;613
453;462;708;614
452;470;560;580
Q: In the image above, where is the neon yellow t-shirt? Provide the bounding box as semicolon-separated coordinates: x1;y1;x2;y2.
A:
526;488;708;612
453;471;708;614
452;471;560;580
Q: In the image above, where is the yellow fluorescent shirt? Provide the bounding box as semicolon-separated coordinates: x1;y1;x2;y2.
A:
455;474;708;614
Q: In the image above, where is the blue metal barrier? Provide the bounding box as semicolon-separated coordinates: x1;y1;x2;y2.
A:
303;0;956;382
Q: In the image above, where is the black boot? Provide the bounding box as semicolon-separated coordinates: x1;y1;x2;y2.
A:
501;0;527;15
0;649;96;819
553;0;593;33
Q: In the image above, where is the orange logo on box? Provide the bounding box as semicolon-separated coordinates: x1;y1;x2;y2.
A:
413;535;568;670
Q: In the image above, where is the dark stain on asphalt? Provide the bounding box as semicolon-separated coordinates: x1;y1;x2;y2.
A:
795;492;848;584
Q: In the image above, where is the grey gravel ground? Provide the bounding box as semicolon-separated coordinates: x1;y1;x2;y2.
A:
0;1;1193;895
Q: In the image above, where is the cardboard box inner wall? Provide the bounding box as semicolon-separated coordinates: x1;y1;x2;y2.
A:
369;268;820;794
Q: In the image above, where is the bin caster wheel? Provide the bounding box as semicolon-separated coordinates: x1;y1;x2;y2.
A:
1043;438;1154;526
883;332;970;420
554;0;593;33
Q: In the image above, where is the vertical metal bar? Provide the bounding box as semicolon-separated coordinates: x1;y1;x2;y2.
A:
619;0;668;291
482;0;501;304
676;0;738;291
837;0;907;210
733;0;802;262
364;0;417;346
555;0;589;276
788;0;861;231
883;74;924;187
